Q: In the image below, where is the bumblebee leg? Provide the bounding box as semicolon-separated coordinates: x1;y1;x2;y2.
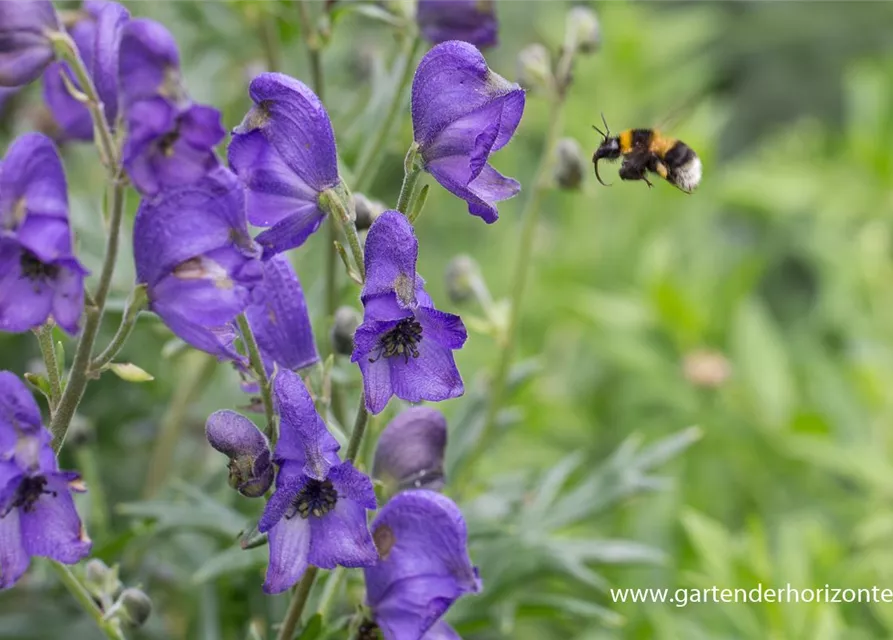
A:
643;175;654;188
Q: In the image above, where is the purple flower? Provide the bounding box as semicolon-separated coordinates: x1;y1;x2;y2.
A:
133;167;262;361
0;133;87;335
417;0;498;48
228;72;339;259
259;369;377;594
0;0;60;88
0;371;92;589
246;255;319;374
351;211;466;415
206;410;273;498
411;41;525;223
119;19;224;196
42;1;129;141
373;406;447;493
364;490;481;640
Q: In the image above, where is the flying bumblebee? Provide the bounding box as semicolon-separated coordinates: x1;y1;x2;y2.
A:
591;114;701;193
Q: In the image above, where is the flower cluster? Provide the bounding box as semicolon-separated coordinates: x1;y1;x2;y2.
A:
0;372;91;588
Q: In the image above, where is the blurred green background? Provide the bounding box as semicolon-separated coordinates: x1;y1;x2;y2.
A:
4;1;893;638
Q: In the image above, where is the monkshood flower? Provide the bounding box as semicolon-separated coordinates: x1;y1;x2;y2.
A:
246;255;319;373
206;410;273;498
133;167;262;361
373;406;447;494
119;18;224;196
411;41;525;223
259;369;377;594
364;490;481;640
228;72;339;258
0;371;92;589
43;1;130;141
417;0;498;49
0;0;60;87
351;211;466;415
0;133;87;335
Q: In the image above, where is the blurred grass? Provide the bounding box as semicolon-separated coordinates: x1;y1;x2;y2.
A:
4;1;893;638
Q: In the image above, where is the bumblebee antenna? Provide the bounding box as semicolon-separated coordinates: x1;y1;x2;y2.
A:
600;112;611;136
591;123;606;137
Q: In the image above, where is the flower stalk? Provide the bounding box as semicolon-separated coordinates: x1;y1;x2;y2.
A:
396;143;422;215
237;314;277;444
91;285;148;372
35;324;62;411
275;566;319;640
49;561;126;640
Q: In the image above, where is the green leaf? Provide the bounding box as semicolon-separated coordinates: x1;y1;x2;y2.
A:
107;362;155;382
297;614;323;640
192;545;266;584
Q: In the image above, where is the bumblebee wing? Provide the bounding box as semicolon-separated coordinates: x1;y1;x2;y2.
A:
651;92;703;133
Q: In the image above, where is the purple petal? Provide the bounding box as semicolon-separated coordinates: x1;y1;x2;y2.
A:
365;490;480;638
254;209;326;260
362;211;419;307
388;333;464;405
0;133;70;254
0;508;28;589
233;72;338;194
92;2;130;126
151;264;253;327
118;18;183;108
179;103;225;148
133;167;256;289
373;406;447;493
0;372;43;455
20;473;92;563
423;621;462;640
264;511;311;594
247;255;319;372
48;256;87;335
0;0;58;88
327;462;377;510
425;157;519;223
411;41;522;150
258;464;306;533
307;497;378;569
205;409;269;459
417;0;498;48
357;356;394;416
272;369;340;479
0;243;54;333
149;303;243;362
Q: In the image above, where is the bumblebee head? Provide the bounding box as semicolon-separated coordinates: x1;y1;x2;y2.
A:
591;114;618;186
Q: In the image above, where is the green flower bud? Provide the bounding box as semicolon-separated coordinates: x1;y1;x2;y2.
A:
353;193;385;231
554;137;585;190
332;306;361;356
445;255;481;305
118;588;152;628
566;6;601;54
517;44;553;92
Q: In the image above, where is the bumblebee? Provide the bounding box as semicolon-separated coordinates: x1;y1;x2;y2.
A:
591;115;701;193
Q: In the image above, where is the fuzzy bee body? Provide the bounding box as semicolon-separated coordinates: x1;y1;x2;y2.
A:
592;120;702;193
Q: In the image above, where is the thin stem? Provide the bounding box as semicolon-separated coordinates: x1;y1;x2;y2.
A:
275;566;319;640
237;314;277;444
324;218;339;336
49;561;126;640
322;189;366;281
396;145;422;215
50;177;126;452
90;285;147;371
259;12;281;72
143;352;217;497
353;35;422;193
455;93;568;491
345;392;369;462
316;567;346;621
296;0;324;100
35;325;62;411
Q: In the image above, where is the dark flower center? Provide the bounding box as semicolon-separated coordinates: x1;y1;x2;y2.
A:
369;318;423;364
356;620;381;640
20;251;59;283
286;479;338;520
158;129;180;157
2;475;56;517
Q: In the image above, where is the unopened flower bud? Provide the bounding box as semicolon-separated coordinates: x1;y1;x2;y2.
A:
331;306;361;356
566;6;601;54
373;406;447;494
117;588;152;628
84;559;123;602
445;255;482;305
683;349;731;389
205;410;273;498
353;193;385;231
554;137;585;190
517;43;553;92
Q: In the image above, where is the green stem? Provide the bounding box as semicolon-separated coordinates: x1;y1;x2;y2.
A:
275;566;319;640
345;392;369;462
259;12;281;72
455;93;568;491
49;561;126;640
35;325;62;411
49;177;126;452
237;314;277;444
324;218;339;338
316;567;346;621
396;145;422;215
90;285;148;371
143;352;217;497
353;35;422;193
321;189;366;282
